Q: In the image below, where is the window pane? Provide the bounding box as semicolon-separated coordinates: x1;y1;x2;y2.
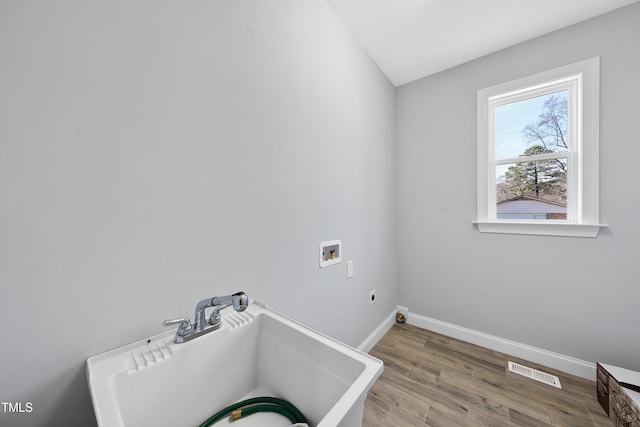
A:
494;90;568;160
496;159;567;220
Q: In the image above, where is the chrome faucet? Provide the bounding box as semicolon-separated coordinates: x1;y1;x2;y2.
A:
163;291;249;343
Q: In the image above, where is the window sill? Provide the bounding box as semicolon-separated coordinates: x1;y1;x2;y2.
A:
472;221;609;238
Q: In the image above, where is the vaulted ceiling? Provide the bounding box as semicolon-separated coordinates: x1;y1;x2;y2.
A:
326;0;640;86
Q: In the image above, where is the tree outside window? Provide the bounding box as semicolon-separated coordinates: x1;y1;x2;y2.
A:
496;93;568;209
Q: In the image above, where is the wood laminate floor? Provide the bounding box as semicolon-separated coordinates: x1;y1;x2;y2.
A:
363;323;612;427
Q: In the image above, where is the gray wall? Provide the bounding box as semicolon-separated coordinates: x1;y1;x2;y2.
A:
0;0;396;426
396;3;640;371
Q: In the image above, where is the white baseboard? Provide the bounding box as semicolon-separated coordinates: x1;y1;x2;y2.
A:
357;308;596;380
406;311;596;380
357;309;396;353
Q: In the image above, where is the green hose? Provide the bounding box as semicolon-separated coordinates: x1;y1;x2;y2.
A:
230;403;296;422
198;396;307;427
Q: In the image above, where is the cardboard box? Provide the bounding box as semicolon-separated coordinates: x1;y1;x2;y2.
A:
597;363;640;427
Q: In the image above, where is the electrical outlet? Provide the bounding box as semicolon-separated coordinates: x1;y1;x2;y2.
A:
369;289;376;306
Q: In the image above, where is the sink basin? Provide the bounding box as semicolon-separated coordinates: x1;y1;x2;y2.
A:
86;300;383;427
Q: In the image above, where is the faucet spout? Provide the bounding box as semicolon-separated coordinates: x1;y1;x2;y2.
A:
214;291;249;311
208;292;249;329
194;291;249;332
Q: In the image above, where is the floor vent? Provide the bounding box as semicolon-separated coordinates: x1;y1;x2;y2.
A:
508;361;562;389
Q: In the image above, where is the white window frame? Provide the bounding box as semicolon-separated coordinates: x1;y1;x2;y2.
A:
475;57;607;238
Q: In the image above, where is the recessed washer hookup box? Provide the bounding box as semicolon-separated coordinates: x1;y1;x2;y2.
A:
597;363;640;427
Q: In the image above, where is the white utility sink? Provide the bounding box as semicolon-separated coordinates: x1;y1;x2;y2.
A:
86;300;383;427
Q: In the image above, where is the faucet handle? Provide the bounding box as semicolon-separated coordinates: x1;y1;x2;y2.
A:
162;317;193;337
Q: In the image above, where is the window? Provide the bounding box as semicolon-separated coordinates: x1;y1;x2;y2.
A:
475;57;606;237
